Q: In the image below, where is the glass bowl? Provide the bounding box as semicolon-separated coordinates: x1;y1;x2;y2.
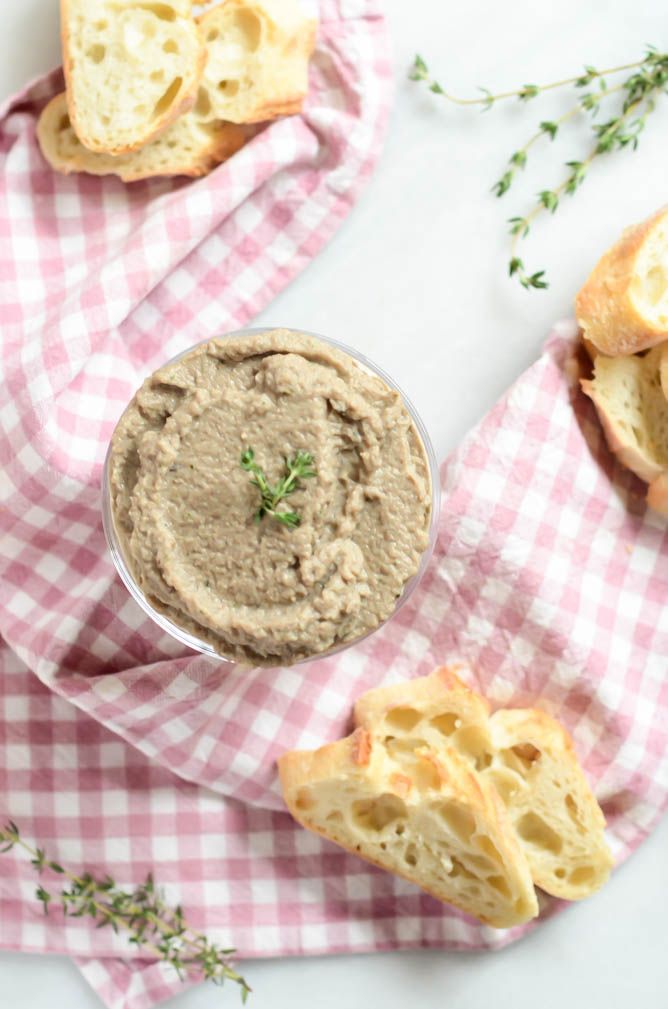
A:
102;328;441;665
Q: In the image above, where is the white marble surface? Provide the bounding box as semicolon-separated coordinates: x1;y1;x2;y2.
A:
1;0;667;1005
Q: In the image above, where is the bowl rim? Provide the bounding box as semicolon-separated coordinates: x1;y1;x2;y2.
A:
101;326;441;666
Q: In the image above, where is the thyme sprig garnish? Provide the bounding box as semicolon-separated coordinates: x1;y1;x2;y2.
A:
410;48;668;289
0;822;250;1001
241;448;316;529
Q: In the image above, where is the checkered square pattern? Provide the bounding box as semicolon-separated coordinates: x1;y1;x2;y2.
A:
0;4;667;1006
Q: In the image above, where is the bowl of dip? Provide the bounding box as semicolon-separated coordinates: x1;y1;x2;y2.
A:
102;328;440;666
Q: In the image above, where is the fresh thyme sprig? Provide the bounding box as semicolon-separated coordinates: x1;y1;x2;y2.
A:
0;821;250;1001
240;448;317;529
409;53;643;107
410;48;668;289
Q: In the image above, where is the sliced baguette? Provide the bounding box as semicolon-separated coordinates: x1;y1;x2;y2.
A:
353;667;613;901
354;665;494;773
279;725;539;929
37;92;248;181
198;0;316;124
60;0;205;154
486;708;613;900
575;206;668;356
581;346;668;485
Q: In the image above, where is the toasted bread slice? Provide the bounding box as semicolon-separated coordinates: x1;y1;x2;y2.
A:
354;667;612;901
581;346;668;485
198;0;316;124
279;725;539;929
575;206;668;356
60;0;205;154
37;93;248;181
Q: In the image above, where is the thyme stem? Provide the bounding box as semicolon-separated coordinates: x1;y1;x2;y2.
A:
240;448;317;529
0;822;250;1001
410;48;668;289
410;55;645;106
508;90;649;288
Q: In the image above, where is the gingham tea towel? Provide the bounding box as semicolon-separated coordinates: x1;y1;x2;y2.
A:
2;318;668;1007
1;1;668;1006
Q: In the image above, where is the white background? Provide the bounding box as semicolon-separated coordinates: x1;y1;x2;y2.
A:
1;0;667;1006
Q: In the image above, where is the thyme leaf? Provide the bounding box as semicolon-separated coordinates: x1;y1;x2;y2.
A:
240;448;317;529
410;48;668;289
0;822;250;1001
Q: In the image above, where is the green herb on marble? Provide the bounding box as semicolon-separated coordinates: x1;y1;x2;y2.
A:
410;48;668;289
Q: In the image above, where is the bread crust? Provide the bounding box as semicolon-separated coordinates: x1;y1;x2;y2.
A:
646;472;668;515
354;664;491;730
660;343;668;400
198;1;316;125
575;206;668;356
240;21;317;122
580;347;668;512
238;97;304;123
60;0;206;155
37;93;248;181
581;335;605;363
580;373;665;484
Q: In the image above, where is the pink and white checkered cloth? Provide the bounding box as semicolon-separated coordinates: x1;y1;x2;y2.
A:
1;0;667;1004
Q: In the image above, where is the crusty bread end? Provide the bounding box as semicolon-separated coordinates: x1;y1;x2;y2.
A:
198;0;316;125
38;92;248;181
576;206;668;356
581;346;668;486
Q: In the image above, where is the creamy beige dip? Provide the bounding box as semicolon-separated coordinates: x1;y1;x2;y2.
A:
109;330;433;665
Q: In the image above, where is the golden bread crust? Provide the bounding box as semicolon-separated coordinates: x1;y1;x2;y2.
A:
660;343;668;400
353;664;491;729
575;206;668;356
580;346;668;511
37;93;248;181
646;472;668;515
580;373;665;484
198;0;316;125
